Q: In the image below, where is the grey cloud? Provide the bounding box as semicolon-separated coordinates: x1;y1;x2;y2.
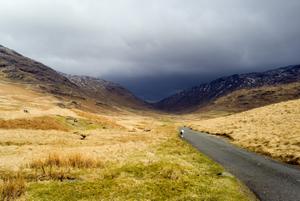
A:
0;0;300;100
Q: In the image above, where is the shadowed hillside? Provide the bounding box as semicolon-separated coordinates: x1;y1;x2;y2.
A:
156;65;300;112
0;45;82;98
200;82;300;113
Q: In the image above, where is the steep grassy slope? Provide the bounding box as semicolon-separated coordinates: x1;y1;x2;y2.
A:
190;99;300;165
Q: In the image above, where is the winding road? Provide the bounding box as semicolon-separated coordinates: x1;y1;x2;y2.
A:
182;128;300;201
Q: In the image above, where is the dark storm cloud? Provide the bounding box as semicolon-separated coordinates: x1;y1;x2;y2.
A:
1;0;300;100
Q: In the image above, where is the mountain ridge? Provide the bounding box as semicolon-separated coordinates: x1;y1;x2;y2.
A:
155;65;300;112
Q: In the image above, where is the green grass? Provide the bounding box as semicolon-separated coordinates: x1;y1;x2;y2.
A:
25;126;254;201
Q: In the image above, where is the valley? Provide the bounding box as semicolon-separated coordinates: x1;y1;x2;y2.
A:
0;79;253;201
0;44;299;200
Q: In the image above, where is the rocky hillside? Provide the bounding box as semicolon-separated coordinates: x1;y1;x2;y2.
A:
155;65;300;112
202;82;300;113
0;44;83;98
0;44;147;110
64;74;148;109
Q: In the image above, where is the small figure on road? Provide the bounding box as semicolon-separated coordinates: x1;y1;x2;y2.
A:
180;129;185;138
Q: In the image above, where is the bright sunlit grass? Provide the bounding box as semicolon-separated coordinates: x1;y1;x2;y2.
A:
191;99;300;165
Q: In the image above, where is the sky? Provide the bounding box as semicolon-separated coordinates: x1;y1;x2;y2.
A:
0;0;300;101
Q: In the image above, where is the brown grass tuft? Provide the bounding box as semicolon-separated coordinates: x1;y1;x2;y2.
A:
0;174;26;201
28;153;104;181
30;153;103;169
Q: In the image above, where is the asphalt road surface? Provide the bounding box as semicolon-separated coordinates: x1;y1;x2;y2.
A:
182;128;300;201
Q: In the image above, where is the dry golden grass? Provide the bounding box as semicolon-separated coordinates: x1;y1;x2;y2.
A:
190;99;300;165
0;173;26;201
0;111;254;200
0;128;154;170
0;116;69;131
0;80;79;121
25;124;254;201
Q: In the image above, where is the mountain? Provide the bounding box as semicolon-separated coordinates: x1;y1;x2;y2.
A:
63;74;148;109
0;44;83;98
0;44;148;110
202;81;300;113
155;65;300;112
